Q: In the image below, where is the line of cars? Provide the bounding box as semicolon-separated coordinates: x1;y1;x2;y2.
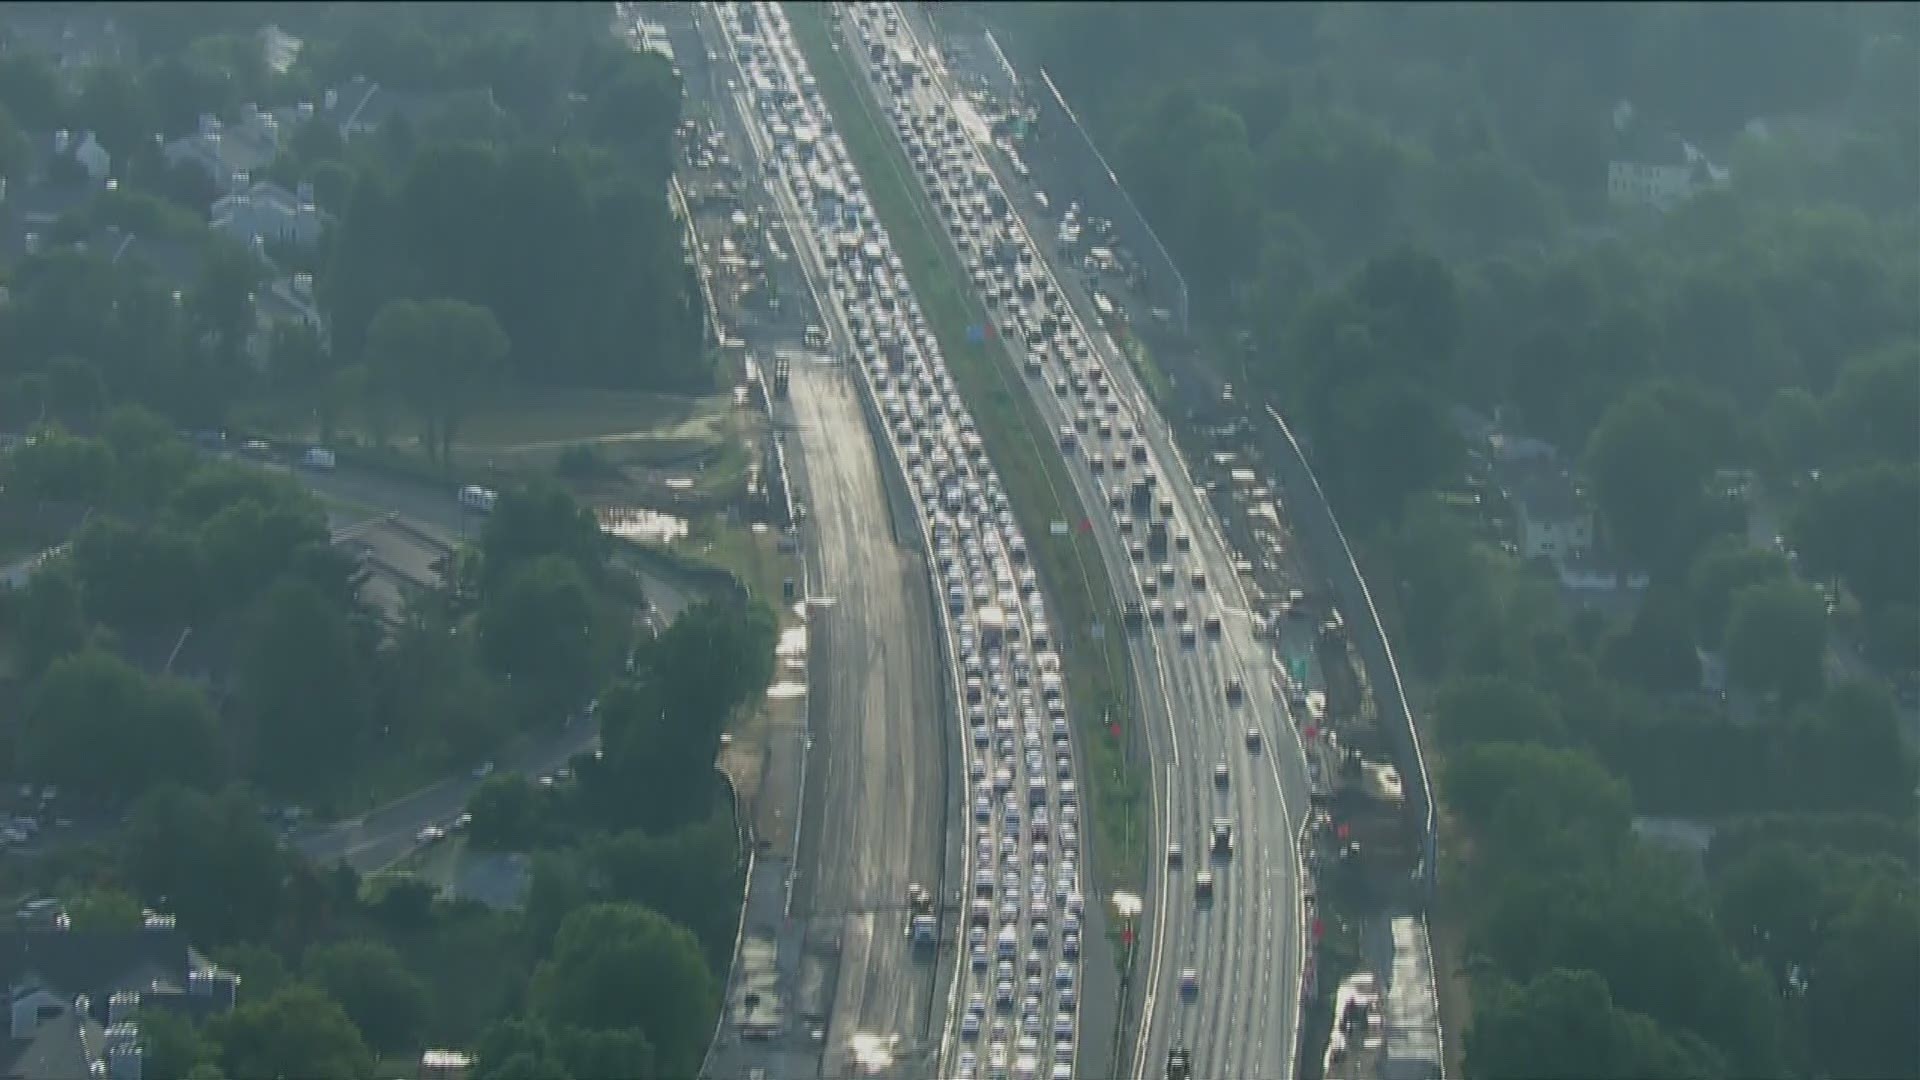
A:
844;9;1300;1080
718;5;1083;1079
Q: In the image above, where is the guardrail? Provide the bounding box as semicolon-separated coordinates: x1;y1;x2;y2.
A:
1263;406;1442;1079
698;765;757;1080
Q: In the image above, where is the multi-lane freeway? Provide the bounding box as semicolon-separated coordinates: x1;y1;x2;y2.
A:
820;6;1315;1080
708;4;1096;1078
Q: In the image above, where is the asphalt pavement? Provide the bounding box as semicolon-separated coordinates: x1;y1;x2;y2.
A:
692;6;957;1078
787;354;951;1078
862;9;1312;1079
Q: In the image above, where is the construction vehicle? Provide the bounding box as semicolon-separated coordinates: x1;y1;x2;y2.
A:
907;883;936;947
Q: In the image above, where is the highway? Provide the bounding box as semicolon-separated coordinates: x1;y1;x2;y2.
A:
686;7;955;1077
824;7;1314;1079
720;5;1099;1077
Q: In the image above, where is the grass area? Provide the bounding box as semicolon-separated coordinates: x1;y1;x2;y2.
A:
1119;333;1175;411
456;389;722;451
683;518;796;610
792;8;1145;898
235;388;739;482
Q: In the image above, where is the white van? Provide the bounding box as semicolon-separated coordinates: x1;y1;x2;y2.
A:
459;485;499;513
302;447;336;470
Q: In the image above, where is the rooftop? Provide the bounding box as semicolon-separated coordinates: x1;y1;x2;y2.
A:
1507;461;1588;525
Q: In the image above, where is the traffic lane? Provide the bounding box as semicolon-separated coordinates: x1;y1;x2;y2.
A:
786;328;946;1050
1123;573;1292;1070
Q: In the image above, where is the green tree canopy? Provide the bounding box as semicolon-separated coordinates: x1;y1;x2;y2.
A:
303;940;430;1054
207;985;374;1080
529;903;716;1078
1723;578;1828;706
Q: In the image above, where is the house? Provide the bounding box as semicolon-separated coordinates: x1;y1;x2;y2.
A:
211;179;328;251
68;131;109;184
1606;103;1730;212
163;109;284;187
246;272;327;368
1510;465;1593;562
3;913;238;1080
1555;548;1650;594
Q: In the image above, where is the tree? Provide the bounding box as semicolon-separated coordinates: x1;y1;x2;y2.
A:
1820;332;1912;463
466;774;550;851
8;564;92;679
1443;742;1632;877
189;241;269;372
209;943;292;1002
1687;538;1790;651
122;785;290;946
139;1006;224;1080
529;903;717;1078
1771;682;1917;814
478;484;609;593
586;600;775;831
581;818;744;967
235;576;375;799
0;52;67;130
1475;854;1785;1075
1806;878;1920;1080
1584;381;1730;577
583;53;682;176
17;649;220;803
68;517;205;635
1601;585;1701;693
1786;462;1920;626
3;426;115;504
73;63;154;164
303;940;430;1054
1754;387;1828;482
194;494;340;614
1431;675;1566;749
364;298;510;462
1466;968;1729;1079
207;986;374;1080
480;554;606;722
1723;578;1827;706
